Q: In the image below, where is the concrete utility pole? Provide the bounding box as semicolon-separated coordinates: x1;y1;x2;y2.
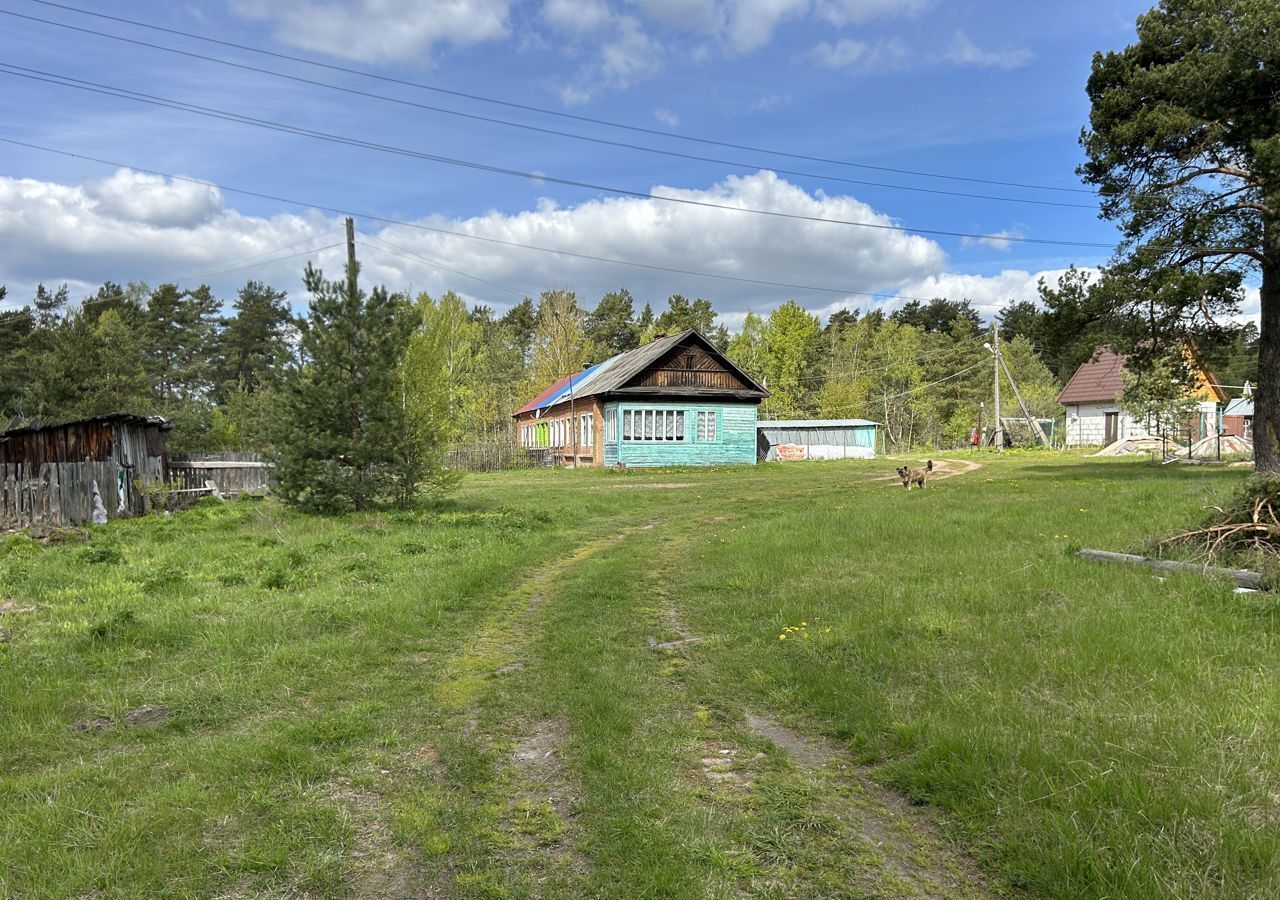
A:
993;323;1004;452
998;354;1051;447
344;217;357;295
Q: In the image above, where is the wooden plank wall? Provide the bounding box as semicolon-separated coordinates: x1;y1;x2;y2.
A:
0;420;168;530
169;453;273;496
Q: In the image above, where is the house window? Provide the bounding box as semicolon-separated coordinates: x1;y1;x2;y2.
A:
579;414;593;448
696;411;717;441
606;410;617;443
622;409;686;441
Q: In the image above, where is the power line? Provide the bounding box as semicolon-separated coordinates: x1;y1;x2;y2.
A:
170;241;345;284
0;63;1117;250
0;137;1052;303
169;228;343;283
17;0;1097;196
357;232;535;298
0;7;1099;212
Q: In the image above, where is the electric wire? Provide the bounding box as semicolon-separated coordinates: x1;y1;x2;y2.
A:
0;7;1099;212
0;63;1116;249
18;0;1097;196
1;137;1037;303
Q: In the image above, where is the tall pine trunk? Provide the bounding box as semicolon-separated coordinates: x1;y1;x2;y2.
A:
1257;223;1279;474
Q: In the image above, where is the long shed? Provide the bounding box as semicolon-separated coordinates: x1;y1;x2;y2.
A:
0;413;172;529
756;419;879;461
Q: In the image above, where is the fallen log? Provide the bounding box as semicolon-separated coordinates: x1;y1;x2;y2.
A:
1075;549;1266;591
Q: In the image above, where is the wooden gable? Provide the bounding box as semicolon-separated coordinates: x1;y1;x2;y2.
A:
628;338;752;392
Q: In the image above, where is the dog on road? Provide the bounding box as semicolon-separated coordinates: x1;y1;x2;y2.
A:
896;460;933;490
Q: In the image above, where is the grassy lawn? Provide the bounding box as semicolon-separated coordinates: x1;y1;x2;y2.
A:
2;454;1277;898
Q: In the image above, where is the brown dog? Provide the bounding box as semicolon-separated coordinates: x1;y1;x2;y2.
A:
896;460;932;490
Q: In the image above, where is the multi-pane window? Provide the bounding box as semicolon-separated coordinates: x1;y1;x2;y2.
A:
621;409;685;441
579;414;594;448
696;411;717;442
605;410;617;443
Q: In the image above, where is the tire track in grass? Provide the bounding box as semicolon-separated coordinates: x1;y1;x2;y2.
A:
419;520;661;897
646;500;999;898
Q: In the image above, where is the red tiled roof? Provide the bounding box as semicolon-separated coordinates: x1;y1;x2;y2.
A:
1057;347;1127;404
514;374;572;416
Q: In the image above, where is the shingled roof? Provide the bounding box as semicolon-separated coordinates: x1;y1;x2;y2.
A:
1057;347;1128;404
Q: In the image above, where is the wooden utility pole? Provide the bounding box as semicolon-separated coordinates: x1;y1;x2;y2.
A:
993;323;1004;452
344;217;357;294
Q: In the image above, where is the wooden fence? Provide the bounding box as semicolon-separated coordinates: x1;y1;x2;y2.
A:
446;444;551;473
168;453;273;497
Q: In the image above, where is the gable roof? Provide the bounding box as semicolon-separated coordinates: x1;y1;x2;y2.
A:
1225;396;1254;417
514;329;768;417
1057;347;1128;404
1057;345;1229;406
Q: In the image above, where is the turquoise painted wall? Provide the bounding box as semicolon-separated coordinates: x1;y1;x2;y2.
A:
602;400;758;467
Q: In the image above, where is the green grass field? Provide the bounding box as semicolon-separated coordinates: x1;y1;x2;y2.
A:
2;454;1277;899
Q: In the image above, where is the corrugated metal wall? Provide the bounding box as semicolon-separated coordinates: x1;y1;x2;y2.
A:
756;425;877;461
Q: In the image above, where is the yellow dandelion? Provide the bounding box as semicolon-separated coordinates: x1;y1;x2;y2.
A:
779;634;786;640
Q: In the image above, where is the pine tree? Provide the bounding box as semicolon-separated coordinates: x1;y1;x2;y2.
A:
585;289;639;355
273;262;425;513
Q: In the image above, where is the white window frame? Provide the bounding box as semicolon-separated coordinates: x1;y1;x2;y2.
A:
696;411;717;442
621;409;687;442
606;409;617;443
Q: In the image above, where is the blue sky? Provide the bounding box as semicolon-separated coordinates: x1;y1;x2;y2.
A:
1;0;1201;326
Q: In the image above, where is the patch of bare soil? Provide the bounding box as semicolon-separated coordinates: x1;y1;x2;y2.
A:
744;713;996;900
327;778;448;900
872;458;984;486
649;601;702;652
509;720;590;875
69;704;172;733
0;598;44;615
123;704;171;727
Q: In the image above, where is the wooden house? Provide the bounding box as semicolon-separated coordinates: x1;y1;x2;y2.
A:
1;413;171;529
1057;347;1227;447
513;330;768;467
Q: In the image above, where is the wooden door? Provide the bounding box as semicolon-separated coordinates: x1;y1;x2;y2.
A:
1104;412;1119;445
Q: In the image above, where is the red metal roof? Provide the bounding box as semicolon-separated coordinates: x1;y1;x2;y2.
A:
514;375;572;416
1057;347;1127;404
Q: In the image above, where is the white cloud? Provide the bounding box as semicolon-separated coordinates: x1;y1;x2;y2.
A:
558;15;663;105
814;0;928;26
1;169;1163;334
752;91;793;112
960;226;1027;253
945;30;1033;70
888;269;1090;320
229;0;511;64
719;0;810;53
653;107;680;127
0;171;336;307
84;170;224;229
0;169;945;314
807;36;907;71
541;0;612;34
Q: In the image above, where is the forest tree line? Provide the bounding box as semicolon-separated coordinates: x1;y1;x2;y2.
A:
0;264;1260;458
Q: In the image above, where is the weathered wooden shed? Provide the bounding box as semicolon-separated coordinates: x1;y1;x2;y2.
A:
0;413;172;529
756;419;879;461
